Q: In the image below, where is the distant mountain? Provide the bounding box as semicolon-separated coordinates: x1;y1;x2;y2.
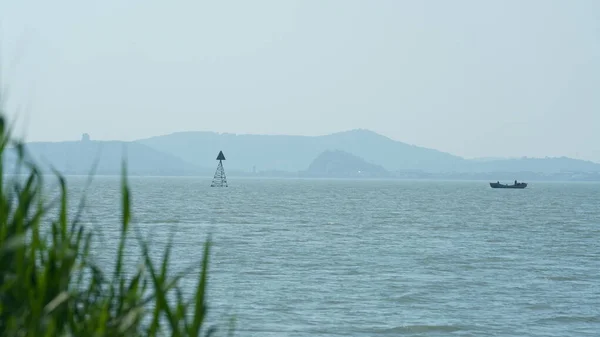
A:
8;129;600;178
464;157;600;174
302;150;390;178
137;129;600;174
392;170;600;182
136;129;465;173
5;139;202;176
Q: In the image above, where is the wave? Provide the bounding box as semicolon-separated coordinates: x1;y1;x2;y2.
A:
536;315;600;324
375;324;465;334
140;219;182;224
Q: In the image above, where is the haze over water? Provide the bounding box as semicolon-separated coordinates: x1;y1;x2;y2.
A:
66;176;600;337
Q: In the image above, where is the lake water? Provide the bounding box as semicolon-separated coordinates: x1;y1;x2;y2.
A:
66;177;599;336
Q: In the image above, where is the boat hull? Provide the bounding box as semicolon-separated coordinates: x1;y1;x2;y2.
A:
490;182;527;189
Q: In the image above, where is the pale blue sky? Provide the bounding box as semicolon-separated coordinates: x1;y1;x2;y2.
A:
1;0;599;161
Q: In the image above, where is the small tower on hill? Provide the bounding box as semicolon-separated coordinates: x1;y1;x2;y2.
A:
211;151;228;187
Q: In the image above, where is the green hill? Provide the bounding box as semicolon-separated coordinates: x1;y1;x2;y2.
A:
302;150;390;178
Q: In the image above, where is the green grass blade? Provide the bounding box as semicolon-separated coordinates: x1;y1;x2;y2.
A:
114;159;131;283
140;238;180;337
53;171;68;239
190;238;211;336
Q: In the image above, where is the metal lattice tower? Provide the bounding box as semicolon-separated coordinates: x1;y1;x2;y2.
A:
210;151;228;187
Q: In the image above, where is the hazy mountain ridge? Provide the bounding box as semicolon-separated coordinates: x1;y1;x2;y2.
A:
8;129;600;177
136;129;465;173
4;140;202;175
300;150;600;181
137;129;600;174
463;156;600;174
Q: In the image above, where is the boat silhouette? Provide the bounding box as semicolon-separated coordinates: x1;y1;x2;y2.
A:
489;180;527;189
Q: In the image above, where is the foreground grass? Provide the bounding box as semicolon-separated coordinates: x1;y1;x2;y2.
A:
0;114;229;336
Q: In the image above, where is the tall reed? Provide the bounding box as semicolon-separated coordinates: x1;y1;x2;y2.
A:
0;113;229;337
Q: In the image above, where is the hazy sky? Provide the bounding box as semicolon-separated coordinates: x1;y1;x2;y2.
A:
1;0;599;161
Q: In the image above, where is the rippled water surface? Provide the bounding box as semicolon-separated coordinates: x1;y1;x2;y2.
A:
68;177;599;336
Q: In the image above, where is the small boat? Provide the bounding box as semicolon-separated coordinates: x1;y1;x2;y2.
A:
490;180;527;189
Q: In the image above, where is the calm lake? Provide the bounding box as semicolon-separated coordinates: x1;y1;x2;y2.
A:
62;177;600;336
